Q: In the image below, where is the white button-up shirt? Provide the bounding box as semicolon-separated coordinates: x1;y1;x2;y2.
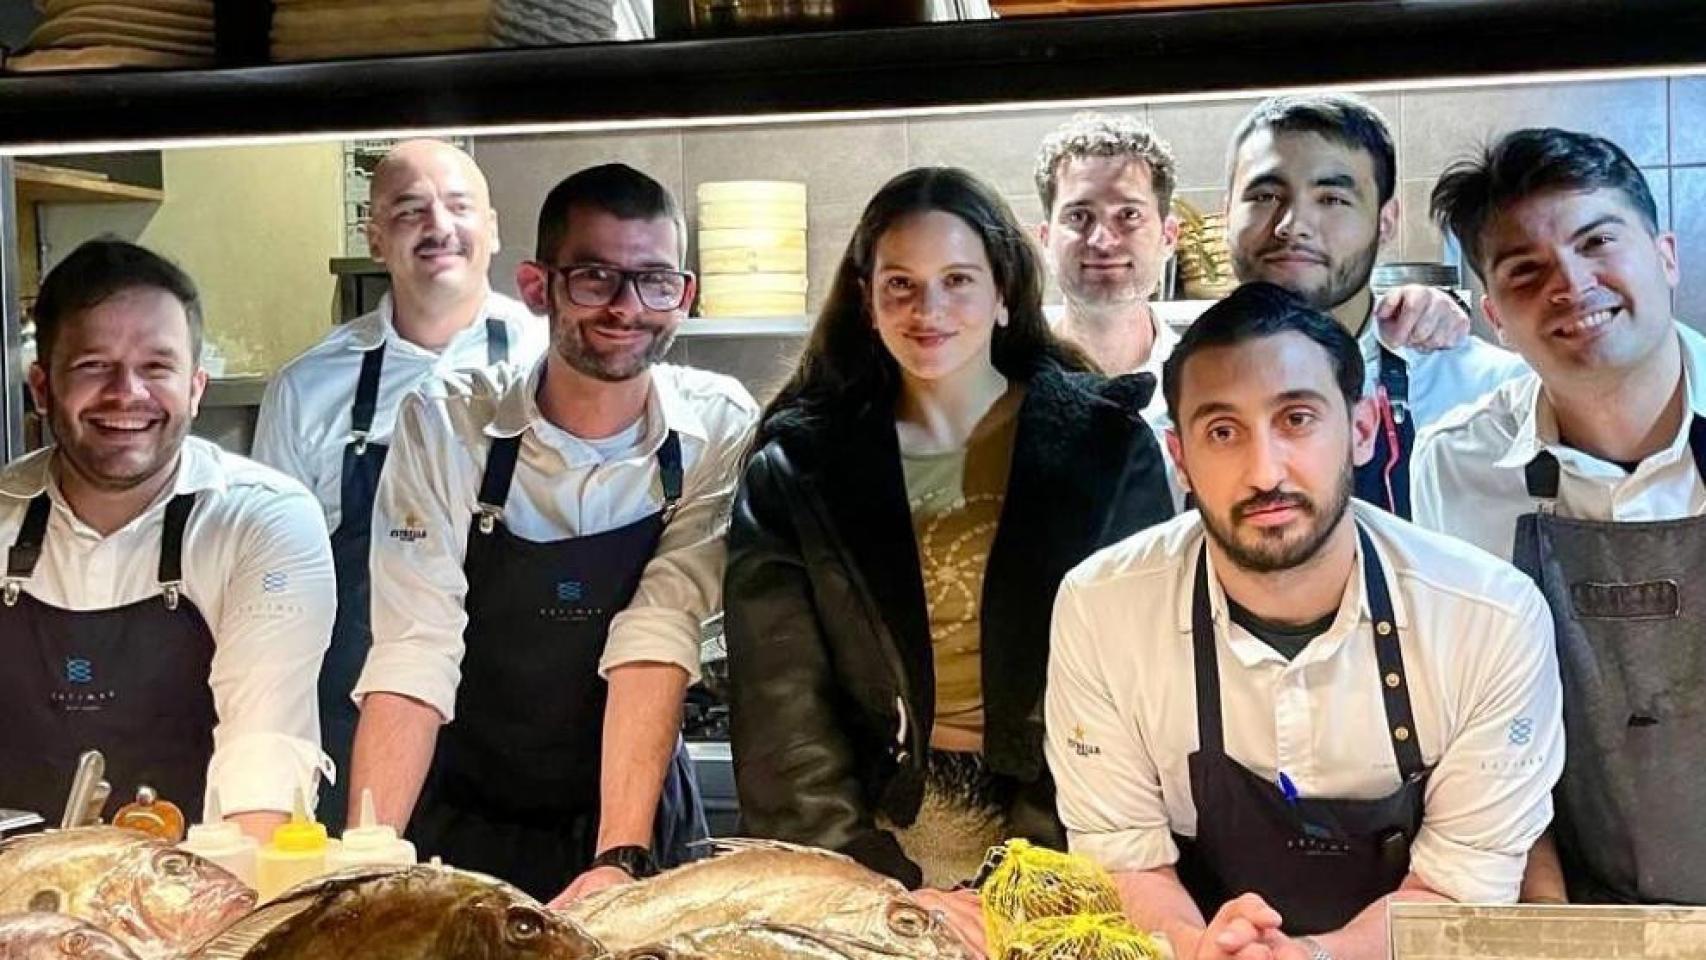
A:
1413;322;1706;560
1357;317;1530;433
355;359;758;721
1045;503;1563;905
252;290;547;533
0;437;335;816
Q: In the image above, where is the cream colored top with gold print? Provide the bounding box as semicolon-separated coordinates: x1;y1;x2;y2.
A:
901;387;1023;752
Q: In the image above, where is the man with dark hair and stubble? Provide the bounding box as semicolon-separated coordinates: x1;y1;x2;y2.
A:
348;164;758;906
1047;282;1562;960
0;239;335;841
1415;128;1706;905
1223;93;1530;519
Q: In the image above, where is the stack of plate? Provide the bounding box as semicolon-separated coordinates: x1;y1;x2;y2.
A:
7;0;215;72
696;181;809;318
491;0;616;45
270;0;493;62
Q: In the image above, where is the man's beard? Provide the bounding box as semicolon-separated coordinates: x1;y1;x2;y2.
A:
1234;238;1378;314
47;395;186;494
552;315;675;383
1200;461;1353;574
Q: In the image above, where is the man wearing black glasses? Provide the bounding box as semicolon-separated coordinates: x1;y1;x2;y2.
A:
348;164;759;905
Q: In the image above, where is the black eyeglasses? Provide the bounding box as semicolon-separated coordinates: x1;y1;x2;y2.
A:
541;263;694;311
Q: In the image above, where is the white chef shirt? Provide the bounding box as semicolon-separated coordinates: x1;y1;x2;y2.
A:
355;358;758;722
0;437;336;816
1412;322;1706;560
252;290;547;533
1355;313;1529;432
1045;502;1563;905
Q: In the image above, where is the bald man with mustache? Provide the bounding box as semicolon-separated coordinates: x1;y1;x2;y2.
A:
254;139;546;829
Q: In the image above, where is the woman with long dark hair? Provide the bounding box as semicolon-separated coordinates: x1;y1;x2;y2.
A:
724;167;1173;951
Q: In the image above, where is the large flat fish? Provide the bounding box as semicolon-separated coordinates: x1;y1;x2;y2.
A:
0;912;140;960
191;864;606;959
562;840;965;957
0;828;253;960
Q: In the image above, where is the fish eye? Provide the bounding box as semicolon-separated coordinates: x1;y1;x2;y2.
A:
157;852;193;878
28;888;63;912
505;906;546;942
887;901;932;938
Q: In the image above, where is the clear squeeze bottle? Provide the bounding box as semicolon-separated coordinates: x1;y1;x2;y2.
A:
255;789;332;901
177;789;259;890
328;789;416;870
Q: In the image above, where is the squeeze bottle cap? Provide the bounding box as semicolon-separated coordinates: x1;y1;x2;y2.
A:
269;789;328;854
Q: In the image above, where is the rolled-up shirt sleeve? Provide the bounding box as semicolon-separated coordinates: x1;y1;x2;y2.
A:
600;399;757;682
205;483;336;815
1408;582;1563;903
353;391;472;722
1046;575;1179;873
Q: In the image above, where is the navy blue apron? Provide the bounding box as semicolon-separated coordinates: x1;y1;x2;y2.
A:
0;492;217;821
1174;524;1431;934
406;428;707;901
319;319;508;830
1353;346;1415;519
1512;420;1706;904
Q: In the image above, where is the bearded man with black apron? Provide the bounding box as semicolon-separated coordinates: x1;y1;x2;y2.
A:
254;138;545;831
1;239;336;840
347;163;758;905
1411;127;1706;905
1047;285;1563;960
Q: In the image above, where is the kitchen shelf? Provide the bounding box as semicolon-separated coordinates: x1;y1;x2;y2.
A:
679;315;811;337
12;162;163;205
0;0;1699;150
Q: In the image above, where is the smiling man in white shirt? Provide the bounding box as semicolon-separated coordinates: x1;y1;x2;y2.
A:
0;240;334;840
253;139;545;829
1415;129;1706;905
1046;282;1561;960
348;164;757;906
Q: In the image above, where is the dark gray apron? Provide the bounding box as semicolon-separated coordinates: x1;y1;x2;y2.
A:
406;428;707;901
318;319;508;830
1175;524;1431;933
1512;418;1706;904
0;492;217;821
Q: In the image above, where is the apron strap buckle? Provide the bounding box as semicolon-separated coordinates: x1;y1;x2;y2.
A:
2;579;18;607
476;505;502;535
351;430;370;456
161;580;182;611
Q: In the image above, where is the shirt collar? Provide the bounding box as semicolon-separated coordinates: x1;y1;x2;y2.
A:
1171;508;1409;667
1137;309;1179;379
1493;322;1706;471
484;358;710;448
345;287;508;353
0;438;226;536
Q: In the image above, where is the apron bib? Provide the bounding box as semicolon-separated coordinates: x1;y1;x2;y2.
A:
1353;346;1415;519
1511;420;1706;904
407;427;706;900
1175;524;1431;934
319;320;508;829
0;493;217;822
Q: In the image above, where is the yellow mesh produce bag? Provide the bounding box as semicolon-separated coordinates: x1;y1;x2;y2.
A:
978;839;1124;954
998;913;1165;960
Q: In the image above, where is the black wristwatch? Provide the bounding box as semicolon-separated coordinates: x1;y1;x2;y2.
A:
590;844;659;880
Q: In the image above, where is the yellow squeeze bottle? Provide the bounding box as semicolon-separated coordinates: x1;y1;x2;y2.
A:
178;789;259;890
328;789;416;869
255;789;331;901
